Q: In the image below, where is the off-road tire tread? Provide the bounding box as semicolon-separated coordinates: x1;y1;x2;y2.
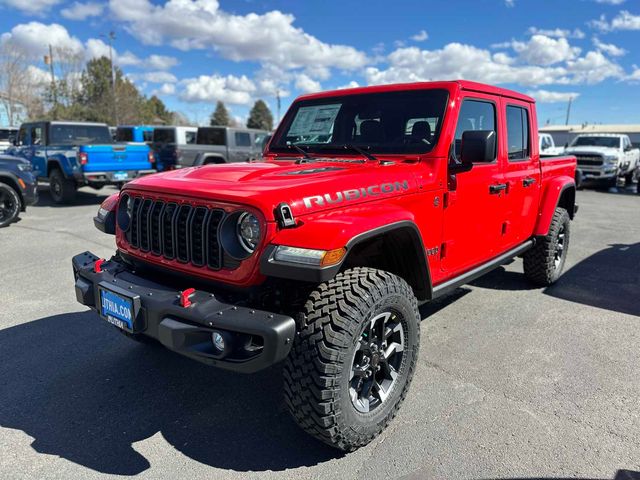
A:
0;183;21;228
523;207;570;286
50;168;77;204
283;267;420;451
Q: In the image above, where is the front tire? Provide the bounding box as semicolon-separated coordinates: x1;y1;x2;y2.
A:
523;207;570;286
49;169;77;204
0;183;21;228
283;267;420;451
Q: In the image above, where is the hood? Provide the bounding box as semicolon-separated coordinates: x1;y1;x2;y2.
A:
124;160;423;220
565;145;619;156
0;154;30;167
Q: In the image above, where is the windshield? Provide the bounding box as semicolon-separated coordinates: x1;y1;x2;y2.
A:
271;89;449;155
0;129;17;141
571;136;620;148
49;124;112;145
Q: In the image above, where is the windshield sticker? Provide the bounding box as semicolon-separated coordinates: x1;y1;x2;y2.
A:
288;104;341;137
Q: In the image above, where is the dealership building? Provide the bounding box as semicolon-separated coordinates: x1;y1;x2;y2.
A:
540;124;640;148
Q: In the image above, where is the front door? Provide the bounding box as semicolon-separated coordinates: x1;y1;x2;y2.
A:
442;96;506;277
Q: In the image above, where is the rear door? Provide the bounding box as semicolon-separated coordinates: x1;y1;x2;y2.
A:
230;130;253;162
501;101;541;249
442;95;506;276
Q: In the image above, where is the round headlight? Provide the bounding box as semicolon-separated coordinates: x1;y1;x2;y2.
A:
117;194;131;232
237;212;261;253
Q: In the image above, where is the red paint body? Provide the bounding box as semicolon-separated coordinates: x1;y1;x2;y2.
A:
116;80;576;290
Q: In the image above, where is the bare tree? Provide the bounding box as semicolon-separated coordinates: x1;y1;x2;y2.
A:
0;40;46;124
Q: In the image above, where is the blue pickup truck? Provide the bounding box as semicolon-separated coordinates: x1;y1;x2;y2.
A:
115;125;155;144
8;121;155;203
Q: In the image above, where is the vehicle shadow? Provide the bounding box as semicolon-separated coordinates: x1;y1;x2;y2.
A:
400;469;640;480
419;286;472;318
469;266;539;291
544;243;640;317
0;311;339;475
34;186;116;208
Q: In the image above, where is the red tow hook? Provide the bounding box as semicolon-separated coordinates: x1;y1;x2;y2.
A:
180;288;196;308
94;258;105;273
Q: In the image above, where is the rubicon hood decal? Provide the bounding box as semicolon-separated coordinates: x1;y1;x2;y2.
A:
302;181;410;209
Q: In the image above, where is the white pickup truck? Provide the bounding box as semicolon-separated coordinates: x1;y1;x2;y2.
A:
565;133;640;187
539;133;565;156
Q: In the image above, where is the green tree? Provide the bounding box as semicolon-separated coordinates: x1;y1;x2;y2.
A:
142;95;173;124
210;100;231;126
78;56;118;123
246;99;273;130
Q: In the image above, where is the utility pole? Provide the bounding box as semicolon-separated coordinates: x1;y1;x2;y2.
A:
102;31;118;125
565;96;572;126
276;90;281;127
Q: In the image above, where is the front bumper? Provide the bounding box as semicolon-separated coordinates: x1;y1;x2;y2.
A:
72;252;296;373
20;177;38;208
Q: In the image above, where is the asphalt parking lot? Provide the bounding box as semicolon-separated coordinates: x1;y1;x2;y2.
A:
0;186;639;480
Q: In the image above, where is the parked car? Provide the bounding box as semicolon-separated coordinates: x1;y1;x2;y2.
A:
115;125;156;144
172;126;269;167
8;121;156;204
564;133;640;188
539;133;565;156
252;133;272;161
150;126;197;170
0;154;38;227
0;127;18;153
73;80;577;452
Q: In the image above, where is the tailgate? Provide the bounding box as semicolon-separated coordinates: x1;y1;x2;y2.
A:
81;144;152;172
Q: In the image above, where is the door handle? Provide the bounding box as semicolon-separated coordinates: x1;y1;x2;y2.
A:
523;177;536;187
489;183;507;194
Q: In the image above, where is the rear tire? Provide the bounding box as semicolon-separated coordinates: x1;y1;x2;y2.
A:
49;168;77;204
523;207;570;286
625;172;634;188
283;267;420;451
0;183;21;228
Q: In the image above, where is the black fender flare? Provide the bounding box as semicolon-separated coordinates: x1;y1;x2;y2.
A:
260;220;433;300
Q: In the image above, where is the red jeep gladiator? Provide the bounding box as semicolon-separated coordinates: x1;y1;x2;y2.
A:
73;80;577;451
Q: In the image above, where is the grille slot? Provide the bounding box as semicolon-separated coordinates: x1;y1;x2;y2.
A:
125;197;225;270
575;154;603;166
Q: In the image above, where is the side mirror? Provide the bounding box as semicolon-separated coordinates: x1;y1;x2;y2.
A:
624;145;632;152
8;135;16;146
456;130;496;169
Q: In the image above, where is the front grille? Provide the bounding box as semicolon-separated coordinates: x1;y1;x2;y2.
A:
124;196;225;270
575;154;603;167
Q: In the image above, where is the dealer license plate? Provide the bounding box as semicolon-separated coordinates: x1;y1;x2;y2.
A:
113;171;129;181
100;288;134;330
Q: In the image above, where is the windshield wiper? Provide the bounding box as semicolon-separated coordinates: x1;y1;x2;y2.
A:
343;144;377;162
286;143;315;164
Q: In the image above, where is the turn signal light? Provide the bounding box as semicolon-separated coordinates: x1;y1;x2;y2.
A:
321;248;347;267
148;151;155;164
78;152;88;165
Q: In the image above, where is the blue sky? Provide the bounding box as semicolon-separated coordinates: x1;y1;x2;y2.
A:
1;0;639;126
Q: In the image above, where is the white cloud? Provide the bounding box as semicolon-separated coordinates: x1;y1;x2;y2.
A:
294;73;321;93
131;71;178;83
146;54;179;70
590;10;640;31
0;0;62;15
594;0;625;4
527;27;585;39
153;83;176;95
1;22;84;57
527;89;580;103
511;35;581;65
593;37;626;56
365;42;624;88
505;0;515;6
411;30;429;42
108;0;368;72
61;1;104;20
337;81;360;89
179;73;256;104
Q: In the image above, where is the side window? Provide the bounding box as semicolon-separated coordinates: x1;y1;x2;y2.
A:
143;130;153;142
185;131;196;144
235;131;251;147
454;99;496;161
31;126;43;146
18;127;28;146
506;105;530;161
